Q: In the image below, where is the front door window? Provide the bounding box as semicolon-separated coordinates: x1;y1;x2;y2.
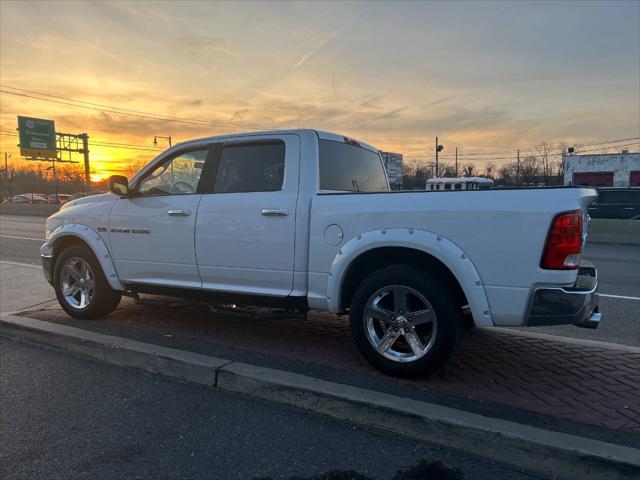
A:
138;149;209;196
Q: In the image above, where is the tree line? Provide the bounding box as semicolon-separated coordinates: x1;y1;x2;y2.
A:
401;142;566;190
1;163;88;196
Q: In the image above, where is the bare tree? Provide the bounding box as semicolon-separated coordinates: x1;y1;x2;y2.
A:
438;162;457;177
498;162;517;185
126;160;147;178
462;163;476;177
485;162;497;179
520;155;539;185
536;142;553;185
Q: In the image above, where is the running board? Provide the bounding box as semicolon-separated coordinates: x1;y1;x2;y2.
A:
126;293;308;321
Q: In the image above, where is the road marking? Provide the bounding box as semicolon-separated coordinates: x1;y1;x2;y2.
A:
0;235;43;241
0;260;41;269
600;293;640;301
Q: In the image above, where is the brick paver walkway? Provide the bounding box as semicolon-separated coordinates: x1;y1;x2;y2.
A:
26;298;640;433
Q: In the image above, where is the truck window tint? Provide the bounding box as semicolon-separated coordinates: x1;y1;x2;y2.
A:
138;149;209;196
214;142;285;193
319;139;389;192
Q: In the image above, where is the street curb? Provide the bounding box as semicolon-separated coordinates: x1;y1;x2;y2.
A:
0;315;231;385
1;314;639;480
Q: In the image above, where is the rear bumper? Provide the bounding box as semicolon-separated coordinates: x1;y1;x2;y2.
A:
527;264;600;329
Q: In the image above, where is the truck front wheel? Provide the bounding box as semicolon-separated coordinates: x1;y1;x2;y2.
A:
349;265;462;377
53;245;122;319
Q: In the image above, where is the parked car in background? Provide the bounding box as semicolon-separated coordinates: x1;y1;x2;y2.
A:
47;194;71;205
588;188;640;220
11;193;48;204
67;192;87;202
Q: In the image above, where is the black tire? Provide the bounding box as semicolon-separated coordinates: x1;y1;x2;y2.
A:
349;264;463;377
54;244;121;319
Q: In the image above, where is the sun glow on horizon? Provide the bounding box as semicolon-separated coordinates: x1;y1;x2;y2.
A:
90;173;107;183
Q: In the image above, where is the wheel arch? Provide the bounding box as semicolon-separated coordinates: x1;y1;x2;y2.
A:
327;229;494;327
43;224;124;291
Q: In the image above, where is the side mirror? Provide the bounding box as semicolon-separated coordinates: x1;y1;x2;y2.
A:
108;175;130;197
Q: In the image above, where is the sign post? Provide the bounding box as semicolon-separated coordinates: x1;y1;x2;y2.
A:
17;116;57;159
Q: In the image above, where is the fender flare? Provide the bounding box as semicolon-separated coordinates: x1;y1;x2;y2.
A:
326;228;494;327
41;224;125;292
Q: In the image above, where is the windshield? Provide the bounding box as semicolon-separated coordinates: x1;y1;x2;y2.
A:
319;139;389;192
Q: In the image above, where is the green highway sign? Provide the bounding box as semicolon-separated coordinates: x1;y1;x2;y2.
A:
17;116;57;159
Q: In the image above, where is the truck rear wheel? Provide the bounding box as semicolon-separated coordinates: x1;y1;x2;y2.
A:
349;265;462;377
54;244;121;319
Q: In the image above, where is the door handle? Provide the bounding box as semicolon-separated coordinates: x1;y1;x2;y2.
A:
168;209;191;216
261;208;288;217
623;207;635;210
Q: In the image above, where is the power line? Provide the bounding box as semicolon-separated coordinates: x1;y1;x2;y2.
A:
408;136;640;156
406;142;639;163
2;84;638;160
404;136;640;158
0;87;272;131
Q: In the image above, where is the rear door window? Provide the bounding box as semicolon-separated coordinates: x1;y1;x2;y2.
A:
319;139;389;192
213;141;285;193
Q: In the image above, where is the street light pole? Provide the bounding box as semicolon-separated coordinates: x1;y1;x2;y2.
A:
435;137;444;177
435;137;439;177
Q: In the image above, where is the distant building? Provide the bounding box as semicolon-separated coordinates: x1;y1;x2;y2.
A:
380;151;404;190
564;152;640;187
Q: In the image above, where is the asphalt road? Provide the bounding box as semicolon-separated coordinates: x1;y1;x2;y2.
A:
1;214;638;346
0;338;533;480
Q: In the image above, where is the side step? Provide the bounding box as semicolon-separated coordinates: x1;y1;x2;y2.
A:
126;293;308;321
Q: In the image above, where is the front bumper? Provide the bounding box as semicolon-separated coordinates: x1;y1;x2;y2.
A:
527;264;600;329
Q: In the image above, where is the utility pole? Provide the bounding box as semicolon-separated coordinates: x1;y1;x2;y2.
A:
516;149;520;186
80;133;90;194
4;153;11;201
455;148;458;177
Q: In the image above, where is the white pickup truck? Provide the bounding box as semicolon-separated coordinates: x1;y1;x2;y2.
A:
41;129;600;376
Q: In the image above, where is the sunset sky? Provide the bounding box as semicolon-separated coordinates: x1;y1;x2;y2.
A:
1;0;639;180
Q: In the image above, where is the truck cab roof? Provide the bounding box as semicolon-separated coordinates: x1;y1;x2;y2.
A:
170;129;379;154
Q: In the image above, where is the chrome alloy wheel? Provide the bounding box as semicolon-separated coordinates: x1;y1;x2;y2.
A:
364;285;437;362
60;256;95;309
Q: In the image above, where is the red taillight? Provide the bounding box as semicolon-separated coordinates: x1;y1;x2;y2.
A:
541;210;583;270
